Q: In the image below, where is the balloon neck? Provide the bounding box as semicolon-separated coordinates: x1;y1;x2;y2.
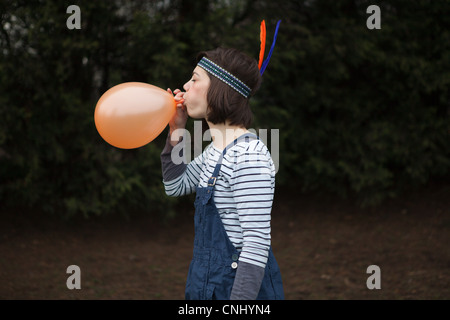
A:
174;98;184;105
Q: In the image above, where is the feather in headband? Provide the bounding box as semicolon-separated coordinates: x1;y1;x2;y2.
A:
196;19;281;98
258;19;281;75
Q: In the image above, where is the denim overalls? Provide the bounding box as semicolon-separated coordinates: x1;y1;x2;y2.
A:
185;133;284;300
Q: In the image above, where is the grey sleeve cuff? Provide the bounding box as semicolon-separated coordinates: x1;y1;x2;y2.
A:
230;261;265;300
160;133;187;181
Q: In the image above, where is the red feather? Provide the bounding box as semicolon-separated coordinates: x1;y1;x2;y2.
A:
258;20;266;70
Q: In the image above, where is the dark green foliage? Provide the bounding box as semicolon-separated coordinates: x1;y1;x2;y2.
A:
0;0;448;219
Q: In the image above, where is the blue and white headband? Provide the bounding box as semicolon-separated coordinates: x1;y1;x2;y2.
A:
197;57;251;98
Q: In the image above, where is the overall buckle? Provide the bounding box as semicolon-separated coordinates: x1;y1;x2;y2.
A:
207;177;217;187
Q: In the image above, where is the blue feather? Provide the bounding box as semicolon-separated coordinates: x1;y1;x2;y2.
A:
260;20;281;75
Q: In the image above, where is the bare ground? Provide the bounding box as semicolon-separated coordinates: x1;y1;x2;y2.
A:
0;182;449;300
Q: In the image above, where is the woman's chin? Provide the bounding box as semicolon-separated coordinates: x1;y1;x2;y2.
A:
187;111;202;120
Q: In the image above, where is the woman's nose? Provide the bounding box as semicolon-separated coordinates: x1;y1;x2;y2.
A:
183;81;191;91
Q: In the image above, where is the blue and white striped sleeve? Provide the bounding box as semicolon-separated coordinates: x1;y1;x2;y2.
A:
231;142;274;269
161;134;205;197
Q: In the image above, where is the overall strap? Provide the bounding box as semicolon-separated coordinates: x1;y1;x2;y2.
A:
207;132;258;187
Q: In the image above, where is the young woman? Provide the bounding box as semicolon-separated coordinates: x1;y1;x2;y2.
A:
161;47;284;300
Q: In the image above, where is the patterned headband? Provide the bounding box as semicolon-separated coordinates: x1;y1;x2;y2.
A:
197;57;251;98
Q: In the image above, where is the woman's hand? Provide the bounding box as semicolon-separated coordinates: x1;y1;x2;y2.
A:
167;88;188;146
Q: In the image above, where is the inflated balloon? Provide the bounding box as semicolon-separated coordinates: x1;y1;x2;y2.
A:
94;82;177;149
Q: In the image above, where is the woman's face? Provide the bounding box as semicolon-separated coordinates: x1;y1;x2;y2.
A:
183;66;210;119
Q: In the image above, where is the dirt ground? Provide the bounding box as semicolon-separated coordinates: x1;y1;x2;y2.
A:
0;182;449;300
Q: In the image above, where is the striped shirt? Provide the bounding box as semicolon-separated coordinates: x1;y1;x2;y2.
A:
162;138;275;268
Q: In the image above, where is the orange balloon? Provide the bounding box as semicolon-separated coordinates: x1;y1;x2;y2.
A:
94;82;177;149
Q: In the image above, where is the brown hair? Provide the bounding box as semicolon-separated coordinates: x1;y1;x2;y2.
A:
196;47;262;129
